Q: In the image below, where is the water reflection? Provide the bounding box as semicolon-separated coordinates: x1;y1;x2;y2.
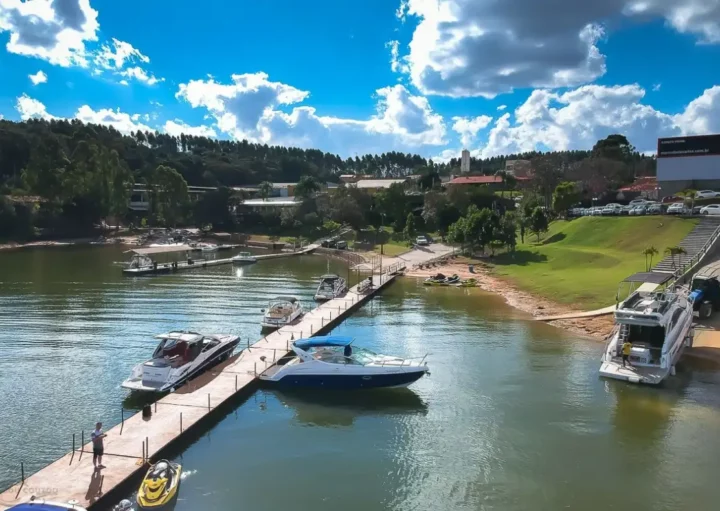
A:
269;389;428;428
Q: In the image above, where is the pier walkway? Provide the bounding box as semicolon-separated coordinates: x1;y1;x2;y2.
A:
0;263;404;511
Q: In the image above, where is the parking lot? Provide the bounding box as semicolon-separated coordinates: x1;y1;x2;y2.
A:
570;198;720;218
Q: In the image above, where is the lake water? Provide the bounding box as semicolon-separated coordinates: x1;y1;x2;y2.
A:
1;246;720;510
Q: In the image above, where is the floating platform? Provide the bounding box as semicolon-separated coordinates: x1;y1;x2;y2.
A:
0;266;404;510
122;244;319;276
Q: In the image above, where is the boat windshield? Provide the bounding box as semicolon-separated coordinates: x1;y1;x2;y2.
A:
307;346;378;365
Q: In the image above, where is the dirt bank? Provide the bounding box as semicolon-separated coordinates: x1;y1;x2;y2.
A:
405;261;615;340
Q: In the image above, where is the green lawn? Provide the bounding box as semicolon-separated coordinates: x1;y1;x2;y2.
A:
491;216;698;309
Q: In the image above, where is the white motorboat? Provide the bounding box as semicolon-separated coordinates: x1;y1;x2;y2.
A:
232;251;257;265
314;274;348;301
599;288;694;384
191;242;217;253
261;296;303;329
122;331;239;392
259;336;429;389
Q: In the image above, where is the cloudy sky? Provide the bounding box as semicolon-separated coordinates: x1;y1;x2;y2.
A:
1;0;719;160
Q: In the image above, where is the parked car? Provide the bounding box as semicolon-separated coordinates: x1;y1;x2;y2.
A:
700;204;720;216
591;207;604;216
661;195;682;204
693;206;703;215
628;198;648;207
415;235;429;246
647;203;662;214
667;203;689;215
696;190;720;199
335;240;348;249
602;204;623;215
629;205;646;215
620;205;633;215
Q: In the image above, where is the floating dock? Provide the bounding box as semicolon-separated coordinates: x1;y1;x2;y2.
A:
122;244;319;276
0;264;404;510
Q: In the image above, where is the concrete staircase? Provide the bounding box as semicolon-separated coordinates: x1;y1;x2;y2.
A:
652;217;720;273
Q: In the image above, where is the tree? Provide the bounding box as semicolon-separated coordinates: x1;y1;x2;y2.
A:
643;245;659;271
552;181;580;217
294;175;321;199
664;246;687;269
592;134;635;162
403;212;417;241
495;170;507;197
529;207;549;242
146;165;189;226
194;187;234;229
678;189;696;210
259;181;274;201
530;154;564;208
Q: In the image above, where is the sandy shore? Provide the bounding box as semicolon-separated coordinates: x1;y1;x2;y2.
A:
405;261;615;340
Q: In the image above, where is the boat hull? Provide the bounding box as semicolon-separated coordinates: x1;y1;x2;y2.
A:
268;370;426;389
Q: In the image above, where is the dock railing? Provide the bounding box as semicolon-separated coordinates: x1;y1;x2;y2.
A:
667;222;720;288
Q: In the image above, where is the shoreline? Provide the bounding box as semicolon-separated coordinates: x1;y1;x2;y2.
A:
404;261;616;341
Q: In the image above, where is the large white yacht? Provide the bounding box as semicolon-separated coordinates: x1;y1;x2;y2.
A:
122;331;239;392
599;288;694;384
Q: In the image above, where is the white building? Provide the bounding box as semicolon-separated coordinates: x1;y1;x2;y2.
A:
460;149;471;174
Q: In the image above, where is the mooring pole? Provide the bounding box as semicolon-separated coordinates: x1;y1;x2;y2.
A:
154;402;157;413
254;362;257;376
146;437;149;459
81;430;84;452
73;433;76;453
21;462;24;483
235;375;238;391
207;393;211;411
180;412;183;433
273;350;276;362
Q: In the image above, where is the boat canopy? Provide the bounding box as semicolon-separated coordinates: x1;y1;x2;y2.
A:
127;245;193;256
320;274;340;279
294;335;353;350
154;331;204;343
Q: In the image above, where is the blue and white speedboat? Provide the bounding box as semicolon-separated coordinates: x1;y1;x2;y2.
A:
259;336;429;389
6;501;86;511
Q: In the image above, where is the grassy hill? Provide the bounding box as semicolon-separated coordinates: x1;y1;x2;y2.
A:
492;216;698;309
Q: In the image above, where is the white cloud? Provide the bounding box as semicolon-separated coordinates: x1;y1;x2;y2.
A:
74;105;152;135
29;70;47;85
386;40;409;73
177;73;447;156
93;38;149;70
475;84;720;158
652;83;662;92
119;79;129;86
163;120;217;138
497;105;507;111
16;93;56;120
451;115;492;146
396;0;409;22
400;0;720;98
0;0;99;67
118;66;163;86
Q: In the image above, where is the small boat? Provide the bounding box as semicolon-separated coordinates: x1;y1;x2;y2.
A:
458;278;477;287
6;501;86;511
423;273;447;286
190;242;217;253
231;251;257;265
259;335;429;389
122;331;239;392
137;460;182;509
445;274;460;285
261;296;303;329
599;287;694;384
314;274;348;301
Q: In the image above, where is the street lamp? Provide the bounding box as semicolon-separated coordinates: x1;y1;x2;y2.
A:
380;213;386;256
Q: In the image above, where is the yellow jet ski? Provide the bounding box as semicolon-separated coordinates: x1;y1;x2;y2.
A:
137;460;182;508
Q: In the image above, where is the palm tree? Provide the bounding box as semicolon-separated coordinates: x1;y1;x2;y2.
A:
664;246;688;269
258;181;273;201
678;189;696;212
643;245;659;271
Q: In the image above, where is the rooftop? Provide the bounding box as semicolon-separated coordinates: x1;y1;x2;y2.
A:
353;178;408;189
449;175;530;185
241;197;301;207
618;176;658;193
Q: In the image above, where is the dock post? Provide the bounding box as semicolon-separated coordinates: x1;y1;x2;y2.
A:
73;433;75;453
154;402;157;413
81;430;84;452
146;437;149;459
142;441;145;463
254;362;257;376
180;412;183;433
311;324;313;334
207;394;211;411
235;375;238;391
21;462;24;483
273;350;276;362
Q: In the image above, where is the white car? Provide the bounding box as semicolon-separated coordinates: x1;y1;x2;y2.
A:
602;204;623;215
647;204;662;214
667;203;688;215
629;205;646;215
700;204;720;216
696;190;720;199
628;198;648;207
415;236;429;246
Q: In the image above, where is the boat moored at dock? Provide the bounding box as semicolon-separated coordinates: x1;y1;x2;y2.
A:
6;502;87;511
232;251;257;264
122;331;239;392
314;274;348;301
260;335;429;389
599;287;694;384
261;296;303;329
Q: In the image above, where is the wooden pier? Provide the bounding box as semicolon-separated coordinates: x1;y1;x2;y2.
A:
122;244;319;276
0;264;404;511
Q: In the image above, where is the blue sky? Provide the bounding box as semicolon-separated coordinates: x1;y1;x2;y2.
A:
1;0;719;160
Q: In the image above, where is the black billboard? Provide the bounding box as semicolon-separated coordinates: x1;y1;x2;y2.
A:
657;134;720;158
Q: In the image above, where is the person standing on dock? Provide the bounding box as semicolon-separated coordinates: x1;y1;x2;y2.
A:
622;341;632;368
91;422;107;468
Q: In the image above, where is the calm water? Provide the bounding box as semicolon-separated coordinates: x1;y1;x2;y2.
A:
1;246;720;510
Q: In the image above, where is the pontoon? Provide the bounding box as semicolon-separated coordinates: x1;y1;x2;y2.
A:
259;336;429;389
261;296;303;329
122;331;239;392
314;274;348;301
599;287;694;384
